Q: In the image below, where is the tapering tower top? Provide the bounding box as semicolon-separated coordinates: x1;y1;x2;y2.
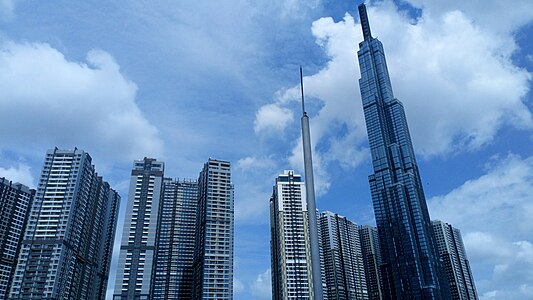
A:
358;4;372;40
300;66;306;116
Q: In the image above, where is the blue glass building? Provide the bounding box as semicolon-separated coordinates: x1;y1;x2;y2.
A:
356;4;450;299
152;178;199;299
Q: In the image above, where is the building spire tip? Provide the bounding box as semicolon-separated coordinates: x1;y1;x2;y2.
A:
300;66;306;115
358;3;372;40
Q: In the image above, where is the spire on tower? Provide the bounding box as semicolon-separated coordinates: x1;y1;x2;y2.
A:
358;4;372;40
300;66;306;115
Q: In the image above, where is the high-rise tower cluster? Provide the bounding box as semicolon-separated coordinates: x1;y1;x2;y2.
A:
0;148;234;300
114;157;234;300
269;171;476;300
269;4;477;300
270;170;368;300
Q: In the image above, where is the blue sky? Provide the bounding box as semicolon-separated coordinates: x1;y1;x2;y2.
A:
0;0;532;299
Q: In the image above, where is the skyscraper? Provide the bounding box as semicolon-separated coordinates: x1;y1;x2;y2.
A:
0;178;34;299
356;4;449;299
192;158;234;300
319;211;368;300
9;148;120;300
358;225;383;300
270;170;313;300
96;180;121;300
432;221;478;300
152;178;199;299
113;157;164;299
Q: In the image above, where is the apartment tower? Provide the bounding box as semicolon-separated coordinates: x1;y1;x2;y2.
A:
113;158;164;299
270;170;314;299
0;178;34;299
432;221;478;300
152;178;199;298
319;211;368;300
9;148;120;300
356;4;449;299
192;158;234;299
358;225;383;300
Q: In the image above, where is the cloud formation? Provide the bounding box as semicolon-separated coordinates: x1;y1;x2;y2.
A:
251;269;271;300
254;104;294;134
429;154;533;299
0;42;163;162
372;3;532;156
233;156;278;222
405;0;533;35
0;163;34;188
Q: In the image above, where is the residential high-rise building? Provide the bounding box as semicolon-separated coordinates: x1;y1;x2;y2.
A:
0;178;34;299
319;211;368;300
192;158;234;300
432;221;478;300
358;225;383;300
113;157;164;299
356;4;449;299
152;178;198;299
270;170;313;299
96;181;121;300
9;148;120;300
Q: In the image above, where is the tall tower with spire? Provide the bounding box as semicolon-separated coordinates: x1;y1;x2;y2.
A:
300;67;325;300
356;4;450;299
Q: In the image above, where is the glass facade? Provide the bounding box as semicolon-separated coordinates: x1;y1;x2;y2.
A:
152;178;198;299
357;4;450;299
358;225;384;300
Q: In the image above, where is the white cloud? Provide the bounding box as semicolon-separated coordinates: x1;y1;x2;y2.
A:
251;269;271;300
234;277;245;295
0;163;34;188
404;0;533;35
370;3;533;156
430;154;533;236
429;154;533;299
233;171;275;223
0;42;163;162
254;104;294;134
236;156;276;172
